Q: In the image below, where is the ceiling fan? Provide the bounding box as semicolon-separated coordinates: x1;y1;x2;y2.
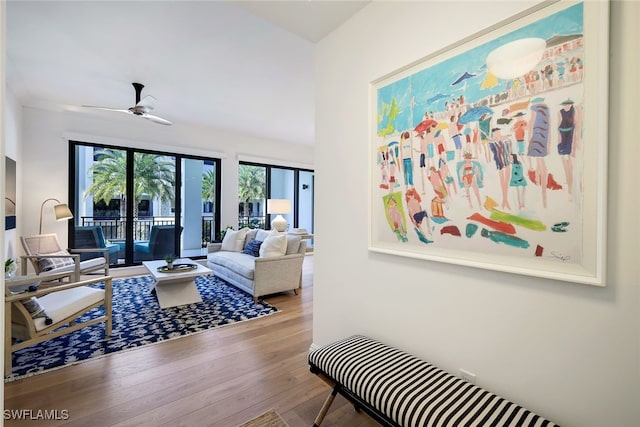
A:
83;82;172;126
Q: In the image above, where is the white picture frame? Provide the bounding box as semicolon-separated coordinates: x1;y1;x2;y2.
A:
369;1;608;286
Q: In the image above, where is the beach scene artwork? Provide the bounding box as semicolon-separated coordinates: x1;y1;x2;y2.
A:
371;2;599;276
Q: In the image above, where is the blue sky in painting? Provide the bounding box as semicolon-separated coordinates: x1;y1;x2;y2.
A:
377;2;583;133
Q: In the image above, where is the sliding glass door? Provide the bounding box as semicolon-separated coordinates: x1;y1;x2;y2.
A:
70;142;220;266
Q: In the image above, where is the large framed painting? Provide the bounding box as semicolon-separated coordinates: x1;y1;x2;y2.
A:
369;0;609;285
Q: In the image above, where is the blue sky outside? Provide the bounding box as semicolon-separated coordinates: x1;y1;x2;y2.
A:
377;2;583;135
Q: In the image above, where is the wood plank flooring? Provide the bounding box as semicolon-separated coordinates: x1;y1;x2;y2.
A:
4;256;378;427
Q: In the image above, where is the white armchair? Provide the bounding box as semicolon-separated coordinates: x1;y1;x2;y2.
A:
20;234;109;281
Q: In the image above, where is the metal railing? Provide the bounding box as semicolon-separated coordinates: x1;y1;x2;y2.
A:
238;215;266;230
80;216;216;242
80;216;270;244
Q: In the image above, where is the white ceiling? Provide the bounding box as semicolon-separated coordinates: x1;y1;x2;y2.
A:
6;1;369;146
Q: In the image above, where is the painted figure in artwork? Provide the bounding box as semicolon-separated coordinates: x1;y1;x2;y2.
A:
509;153;527;210
384;194;408;242
512;111;528;157
428;166;448;203
438;157;457;196
478;113;493;162
387;142;400;190
557;99;581;200
448;114;464;161
415;121;437;194
399;131;415;189
488;127;513;210
377;146;389;190
457;151;483;209
527;98;551;208
405;188;432;242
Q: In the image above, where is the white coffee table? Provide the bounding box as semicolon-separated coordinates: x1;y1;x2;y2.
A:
142;258;212;309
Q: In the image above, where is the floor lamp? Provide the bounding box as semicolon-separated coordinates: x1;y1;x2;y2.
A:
39;198;73;234
267;199;291;232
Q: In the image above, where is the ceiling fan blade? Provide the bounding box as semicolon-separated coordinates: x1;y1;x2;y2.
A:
82;105;133;114
143;113;173;126
82;84;169;125
136;95;157;111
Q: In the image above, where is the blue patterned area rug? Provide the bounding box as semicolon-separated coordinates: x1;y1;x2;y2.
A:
6;274;279;382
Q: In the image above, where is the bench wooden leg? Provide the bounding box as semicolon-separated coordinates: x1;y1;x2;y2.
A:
313;386;339;427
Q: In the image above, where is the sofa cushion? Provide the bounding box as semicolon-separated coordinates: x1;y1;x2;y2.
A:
255;229;272;242
285;235;302;255
221;228;248;252
259;234;287;258
242;239;262;257
243;228;259;248
207;252;256;279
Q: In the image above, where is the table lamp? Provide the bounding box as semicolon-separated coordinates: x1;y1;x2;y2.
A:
267;199;291;232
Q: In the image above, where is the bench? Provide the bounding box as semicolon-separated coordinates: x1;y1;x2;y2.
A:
308;335;558;427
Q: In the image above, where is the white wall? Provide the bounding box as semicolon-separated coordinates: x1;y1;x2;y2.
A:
18;106;313;253
314;1;639;426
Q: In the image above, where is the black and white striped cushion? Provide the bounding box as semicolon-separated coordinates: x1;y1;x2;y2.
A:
309;335;558;427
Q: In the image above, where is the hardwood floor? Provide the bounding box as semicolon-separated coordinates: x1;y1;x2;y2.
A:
4;256;378;427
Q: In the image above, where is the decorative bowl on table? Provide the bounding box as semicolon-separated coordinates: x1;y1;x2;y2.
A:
157;263;198;273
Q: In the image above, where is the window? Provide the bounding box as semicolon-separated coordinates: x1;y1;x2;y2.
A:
238;162;314;242
69;141;221;266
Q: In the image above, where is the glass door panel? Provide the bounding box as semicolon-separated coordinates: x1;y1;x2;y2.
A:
298;171;314;248
180;158;217;258
132;152;177;263
238;164;266;229
73;146;128;266
269;168;295;231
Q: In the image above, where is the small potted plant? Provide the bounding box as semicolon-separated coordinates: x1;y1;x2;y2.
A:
164;254;176;270
5;258;17;279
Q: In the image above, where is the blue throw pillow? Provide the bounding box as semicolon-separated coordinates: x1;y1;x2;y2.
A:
243;240;262;257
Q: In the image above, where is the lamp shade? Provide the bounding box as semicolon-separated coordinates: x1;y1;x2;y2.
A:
40;198;73;234
54;204;74;221
267;199;291;215
486;38;546;80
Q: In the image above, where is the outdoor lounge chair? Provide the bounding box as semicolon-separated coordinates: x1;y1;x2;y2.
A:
74;226;120;265
134;225;182;261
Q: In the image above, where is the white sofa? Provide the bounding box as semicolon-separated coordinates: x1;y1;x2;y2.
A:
206;228;306;302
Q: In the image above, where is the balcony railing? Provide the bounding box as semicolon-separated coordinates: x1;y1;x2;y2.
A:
80;215;271;244
80;216;216;243
238;215;266;230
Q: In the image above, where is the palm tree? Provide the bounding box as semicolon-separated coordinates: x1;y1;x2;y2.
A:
202;169;216;204
238;165;265;225
85;150;175;218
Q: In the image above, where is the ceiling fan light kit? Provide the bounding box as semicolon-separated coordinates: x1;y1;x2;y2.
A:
83;82;173;125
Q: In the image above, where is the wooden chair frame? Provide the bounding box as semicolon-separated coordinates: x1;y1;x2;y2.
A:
4;275;113;376
20;233;109;281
